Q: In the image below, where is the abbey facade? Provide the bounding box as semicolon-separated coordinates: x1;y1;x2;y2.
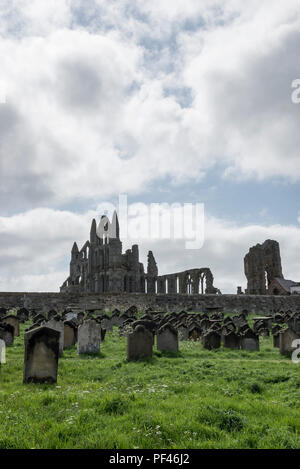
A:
60;212;219;295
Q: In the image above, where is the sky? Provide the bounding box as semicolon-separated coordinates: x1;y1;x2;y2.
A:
0;0;300;293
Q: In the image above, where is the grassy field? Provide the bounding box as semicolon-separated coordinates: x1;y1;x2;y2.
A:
0;318;300;449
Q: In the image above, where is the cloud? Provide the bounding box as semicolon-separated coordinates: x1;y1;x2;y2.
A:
0;1;300;291
0;0;299;215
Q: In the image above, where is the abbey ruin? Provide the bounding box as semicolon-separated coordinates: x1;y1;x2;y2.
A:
0;214;299;315
60;212;220;295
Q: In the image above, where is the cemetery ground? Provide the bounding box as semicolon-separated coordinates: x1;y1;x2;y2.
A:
1;318;300;449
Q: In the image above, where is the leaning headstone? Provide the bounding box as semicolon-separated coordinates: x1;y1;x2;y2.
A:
157;324;178;352
77;319;101;354
45;319;64;355
23;326;60;383
127;325;153;361
279;328;300;356
0;323;14;346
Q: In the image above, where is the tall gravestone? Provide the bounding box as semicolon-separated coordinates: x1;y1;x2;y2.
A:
23;326;60;383
77;319;101;354
127;325;153;361
157;324;178;352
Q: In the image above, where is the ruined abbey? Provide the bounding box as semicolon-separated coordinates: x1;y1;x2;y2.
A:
60;212;219;295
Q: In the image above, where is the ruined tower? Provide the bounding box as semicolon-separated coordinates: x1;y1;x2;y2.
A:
244;240;283;294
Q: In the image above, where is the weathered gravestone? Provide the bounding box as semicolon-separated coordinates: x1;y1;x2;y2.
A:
17;308;29;323
0;323;14;346
48;309;58;320
240;329;259;351
157;324;178;352
222;331;240;349
202;331;221;350
23;326;60;383
279;328;300;356
127;325;153;361
77;319;101;354
45;319;64;355
2;315;20;337
188;324;202;341
178;324;189;341
64;321;77;348
0;338;6;364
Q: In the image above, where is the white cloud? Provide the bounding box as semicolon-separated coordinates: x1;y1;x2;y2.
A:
0;0;299;214
0;1;300;291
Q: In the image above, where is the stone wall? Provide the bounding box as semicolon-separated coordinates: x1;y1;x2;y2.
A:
0;291;300;314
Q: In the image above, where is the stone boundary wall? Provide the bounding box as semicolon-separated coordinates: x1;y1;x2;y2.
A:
0;292;300;314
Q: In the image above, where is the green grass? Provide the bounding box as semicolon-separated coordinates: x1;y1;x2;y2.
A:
0;320;300;449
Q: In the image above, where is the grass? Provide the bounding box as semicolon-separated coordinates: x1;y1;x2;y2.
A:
0;318;300;449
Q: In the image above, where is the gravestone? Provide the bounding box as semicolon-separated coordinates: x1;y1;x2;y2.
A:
0;323;14;346
240;329;259;351
23;326;60;383
127;325;153;361
77;319;101;354
2;315;20;337
222;331;240;349
202;331;221;350
178;324;189;341
273;333;280;348
17;308;29;323
48;309;58;320
157;324;178;352
188;325;202;341
64;321;77;348
279;328;300;356
45;319;64;355
0;338;5;364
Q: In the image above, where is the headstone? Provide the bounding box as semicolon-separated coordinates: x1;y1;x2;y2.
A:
0;323;14;346
23;326;60;383
188;325;202;341
77;319;101;354
127;325;153;361
45;319;64;355
0;338;6;364
178;324;189;341
48;309;58;320
157;324;178;352
273;333;280;348
63;321;77;348
222;331;240;349
17;308;29;323
240;329;259;351
279;328;300;356
2;315;20;337
202;331;221;350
